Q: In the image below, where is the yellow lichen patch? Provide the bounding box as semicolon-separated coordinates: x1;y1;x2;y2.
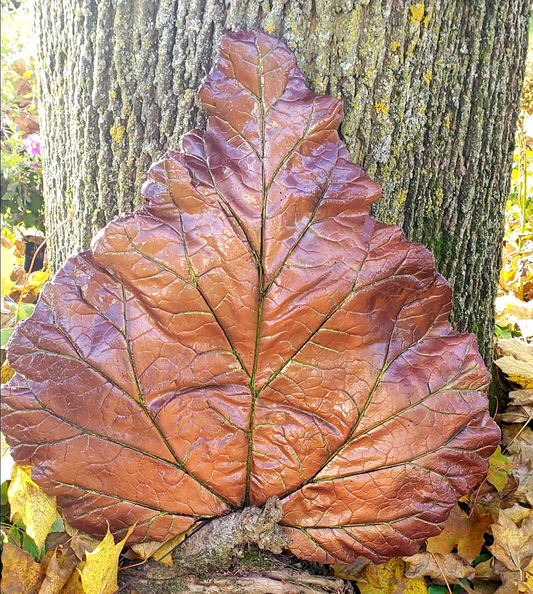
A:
264;19;275;35
424;14;431;28
444;113;451;129
375;102;390;116
397;188;409;206
434;187;444;208
406;38;418;57
110;124;125;144
410;3;425;25
424;67;433;84
390;41;400;52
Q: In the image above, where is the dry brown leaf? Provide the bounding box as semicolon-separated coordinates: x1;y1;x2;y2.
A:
1;542;43;594
403;552;475;584
509;390;533;406
45;532;71;552
498;390;533;424
504;425;533;505
39;546;78;594
332;557;372;581
516;473;533;505
493;568;532;594
58;565;85;594
497;503;532;524
475;559;500;581
63;519;101;561
502;425;533;448
495;339;533;388
69;532;101;561
489;508;533;572
471;580;504;594
426;503;493;563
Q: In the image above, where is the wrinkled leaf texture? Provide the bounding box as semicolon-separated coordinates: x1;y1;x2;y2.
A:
2;30;500;564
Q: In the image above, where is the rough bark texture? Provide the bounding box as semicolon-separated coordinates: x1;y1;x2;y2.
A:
35;0;530;363
116;499;347;593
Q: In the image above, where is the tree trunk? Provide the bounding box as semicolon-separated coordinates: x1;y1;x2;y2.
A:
36;0;529;363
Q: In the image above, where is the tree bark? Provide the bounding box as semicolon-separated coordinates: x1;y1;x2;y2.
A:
35;0;529;362
116;499;351;593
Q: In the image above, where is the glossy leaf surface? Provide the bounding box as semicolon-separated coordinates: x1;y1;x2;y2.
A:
2;30;500;563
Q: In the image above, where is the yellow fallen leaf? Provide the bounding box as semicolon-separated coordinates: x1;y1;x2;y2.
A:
1;243;17;298
358;557;428;594
80;525;135;594
130;530;188;568
0;542;43;594
24;269;50;296
8;464;58;550
1;359;15;384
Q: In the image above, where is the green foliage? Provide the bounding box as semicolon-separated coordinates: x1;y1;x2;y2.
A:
1;3;44;231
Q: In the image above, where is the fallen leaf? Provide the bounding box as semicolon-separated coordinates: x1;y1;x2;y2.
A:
62;519;101;561
2;29;500;564
508;390;533;407
357;558;428;594
494;568;532;594
1;360;16;384
487;447;513;492
0;542;42;594
521;566;533;594
130;530;188;567
59;564;85;594
403;552;475;584
495;294;533;341
45;531;71;552
516;472;533;506
502;425;533;453
471;580;503;594
1;244;17;298
1;298;16;329
475;559;499;581
489;508;533;572
39;546;78;594
80;525;135;594
8;465;58;550
332;557;372;581
495;339;533;388
497;390;533;424
426;503;493;563
503;414;533;507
